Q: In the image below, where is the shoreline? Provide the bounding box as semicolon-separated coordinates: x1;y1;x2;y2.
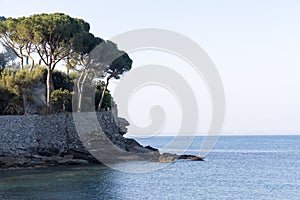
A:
0;151;204;171
0;112;203;171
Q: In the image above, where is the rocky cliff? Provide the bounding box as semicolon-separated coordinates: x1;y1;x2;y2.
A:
0;111;160;170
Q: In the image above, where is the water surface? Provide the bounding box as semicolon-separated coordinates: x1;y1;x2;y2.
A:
1;136;300;199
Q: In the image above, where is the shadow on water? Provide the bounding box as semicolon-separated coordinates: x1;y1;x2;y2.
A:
0;165;121;200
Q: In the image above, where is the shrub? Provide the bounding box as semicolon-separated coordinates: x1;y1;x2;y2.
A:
51;88;73;112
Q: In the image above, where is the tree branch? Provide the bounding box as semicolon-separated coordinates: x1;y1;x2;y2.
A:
35;45;48;66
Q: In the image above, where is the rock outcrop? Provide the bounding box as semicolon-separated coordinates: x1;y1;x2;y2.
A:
0;112;161;170
0;155;89;170
0;111;204;170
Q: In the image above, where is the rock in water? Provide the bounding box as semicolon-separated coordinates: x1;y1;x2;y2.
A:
178;154;204;161
159;153;177;163
158;153;204;162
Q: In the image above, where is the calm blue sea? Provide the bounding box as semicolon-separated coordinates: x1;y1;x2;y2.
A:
1;136;300;200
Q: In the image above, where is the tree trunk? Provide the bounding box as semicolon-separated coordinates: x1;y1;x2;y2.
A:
98;77;110;111
20;56;24;69
19;49;24;69
66;57;70;76
46;66;53;113
29;55;35;72
62;102;66;112
77;70;88;112
26;46;34;72
26;56;29;65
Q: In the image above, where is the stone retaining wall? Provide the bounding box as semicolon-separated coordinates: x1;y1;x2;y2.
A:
0;112;121;158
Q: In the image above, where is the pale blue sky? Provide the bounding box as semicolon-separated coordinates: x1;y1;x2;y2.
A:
1;0;300;135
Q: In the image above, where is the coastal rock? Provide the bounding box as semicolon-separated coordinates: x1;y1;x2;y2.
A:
144;145;159;152
124;138;155;153
159;153;177;163
0;156;89;170
0;111;163;170
57;158;89;165
178;154;204;161
67;148;99;163
0;111;203;170
117;117;130;135
158;153;204;162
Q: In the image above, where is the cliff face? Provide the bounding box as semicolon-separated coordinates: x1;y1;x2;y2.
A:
0;112;159;169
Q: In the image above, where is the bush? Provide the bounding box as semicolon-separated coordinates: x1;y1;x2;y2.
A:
0;88;20;114
51;88;73;112
95;85;111;111
2;96;24;115
0;66;112;114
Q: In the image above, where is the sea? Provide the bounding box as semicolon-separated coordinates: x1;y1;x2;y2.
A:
1;135;300;200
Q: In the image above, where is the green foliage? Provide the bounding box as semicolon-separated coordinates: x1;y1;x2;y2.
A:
95;85;111;110
109;49;132;78
51;88;73;112
1;96;24;115
15;68;43;91
0;67;44;114
0;13;102;111
0;16;6;22
86;40;132;110
34;66;73;91
0;87;19;115
0;67;43;96
18;13;101;68
86;40;132;75
0;68;25;115
0;65;113;114
68;71;80;80
52;70;74;91
0;13;125;114
102;91;112;110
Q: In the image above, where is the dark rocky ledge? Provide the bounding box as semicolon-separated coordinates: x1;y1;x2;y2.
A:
0;149;203;171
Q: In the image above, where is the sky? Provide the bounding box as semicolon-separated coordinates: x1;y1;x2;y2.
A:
1;0;300;135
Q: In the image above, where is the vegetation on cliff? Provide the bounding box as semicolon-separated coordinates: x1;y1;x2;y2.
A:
0;13;132;115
